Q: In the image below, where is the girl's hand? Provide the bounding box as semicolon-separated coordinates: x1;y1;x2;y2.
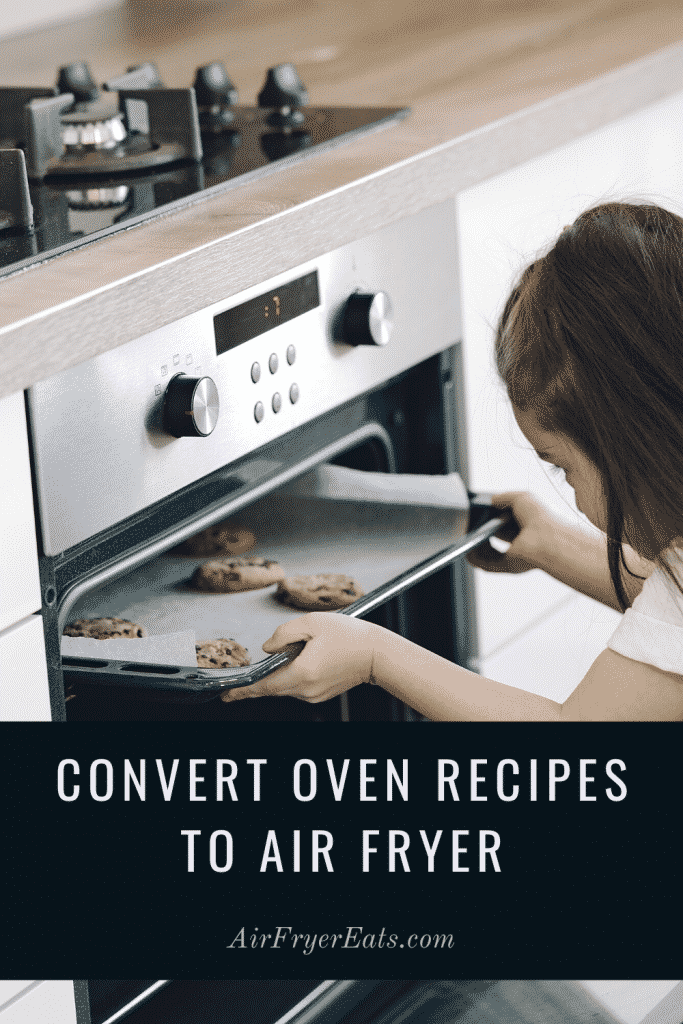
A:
220;612;378;704
467;491;558;574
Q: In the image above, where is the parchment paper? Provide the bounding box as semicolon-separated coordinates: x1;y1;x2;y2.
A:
61;631;198;667
63;469;472;669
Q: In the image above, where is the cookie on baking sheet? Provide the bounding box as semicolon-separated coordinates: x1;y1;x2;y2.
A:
190;556;285;593
196;638;250;668
63;617;147;639
175;520;256;557
275;574;364;611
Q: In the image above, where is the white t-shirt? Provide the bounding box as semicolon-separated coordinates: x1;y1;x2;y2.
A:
608;553;683;674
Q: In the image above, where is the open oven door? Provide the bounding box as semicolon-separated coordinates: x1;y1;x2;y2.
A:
60;465;507;702
84;980;639;1024
86;981;388;1024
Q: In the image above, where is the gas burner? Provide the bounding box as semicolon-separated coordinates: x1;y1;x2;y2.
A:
0;58;409;276
61;109;127;152
0;63;200;179
65;185;130;209
56;65;128;156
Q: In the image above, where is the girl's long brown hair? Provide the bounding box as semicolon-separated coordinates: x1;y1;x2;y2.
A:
495;202;683;610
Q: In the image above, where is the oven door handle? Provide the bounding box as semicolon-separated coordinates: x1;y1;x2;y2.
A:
62;499;508;698
339;494;505;621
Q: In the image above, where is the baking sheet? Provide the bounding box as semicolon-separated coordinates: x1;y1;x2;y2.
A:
64;492;472;670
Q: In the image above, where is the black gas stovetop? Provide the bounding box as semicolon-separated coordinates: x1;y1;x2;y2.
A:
0;60;408;278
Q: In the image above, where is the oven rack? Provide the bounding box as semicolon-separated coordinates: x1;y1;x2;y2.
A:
62;498;506;699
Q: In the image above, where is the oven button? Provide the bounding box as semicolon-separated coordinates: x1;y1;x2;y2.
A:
254;401;265;422
269;352;279;374
341;291;393;347
289;382;299;404
251;361;261;383
272;392;282;413
286;344;296;365
163;374;220;437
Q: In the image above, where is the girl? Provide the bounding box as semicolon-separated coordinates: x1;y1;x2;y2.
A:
223;202;683;720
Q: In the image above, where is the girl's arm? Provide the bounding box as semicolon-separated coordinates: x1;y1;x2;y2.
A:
370;626;683;722
467;492;654;610
221;612;683;721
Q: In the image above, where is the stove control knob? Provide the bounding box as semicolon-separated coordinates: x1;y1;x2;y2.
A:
258;64;308;109
57;62;99;103
341;292;393;347
103;63;164;92
193;63;238;107
163;374;220;437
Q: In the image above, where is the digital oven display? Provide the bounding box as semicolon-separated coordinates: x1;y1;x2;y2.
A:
214;271;320;355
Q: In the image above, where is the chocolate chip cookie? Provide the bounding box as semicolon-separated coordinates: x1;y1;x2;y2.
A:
275;574;364;611
190;556;285;593
174;521;256;557
196;639;251;668
63;617;147;639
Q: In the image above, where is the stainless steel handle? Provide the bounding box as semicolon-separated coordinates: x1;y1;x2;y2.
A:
62;511;506;698
340;512;506;619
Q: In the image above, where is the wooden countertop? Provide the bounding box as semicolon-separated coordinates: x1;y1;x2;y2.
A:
3;0;683;398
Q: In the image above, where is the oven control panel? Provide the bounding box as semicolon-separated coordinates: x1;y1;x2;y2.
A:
28;200;459;554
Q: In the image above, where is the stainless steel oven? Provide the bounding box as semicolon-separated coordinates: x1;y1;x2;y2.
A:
26;200;503;721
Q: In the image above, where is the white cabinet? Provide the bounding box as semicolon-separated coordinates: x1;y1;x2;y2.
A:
0;391;41;632
0;982;76;1024
0;616;51;721
457;88;683;680
0;390;50;719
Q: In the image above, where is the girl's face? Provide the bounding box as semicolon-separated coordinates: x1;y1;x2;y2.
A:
513;407;607;531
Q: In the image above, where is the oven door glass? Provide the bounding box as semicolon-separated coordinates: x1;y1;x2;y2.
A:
88;980;625;1024
89;981;387;1024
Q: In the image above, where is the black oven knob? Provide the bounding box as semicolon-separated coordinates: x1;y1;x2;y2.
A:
163;374;220;437
341;292;393;347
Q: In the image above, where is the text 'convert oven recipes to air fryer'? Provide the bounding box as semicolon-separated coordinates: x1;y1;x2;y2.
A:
1;723;679;976
55;754;627;875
